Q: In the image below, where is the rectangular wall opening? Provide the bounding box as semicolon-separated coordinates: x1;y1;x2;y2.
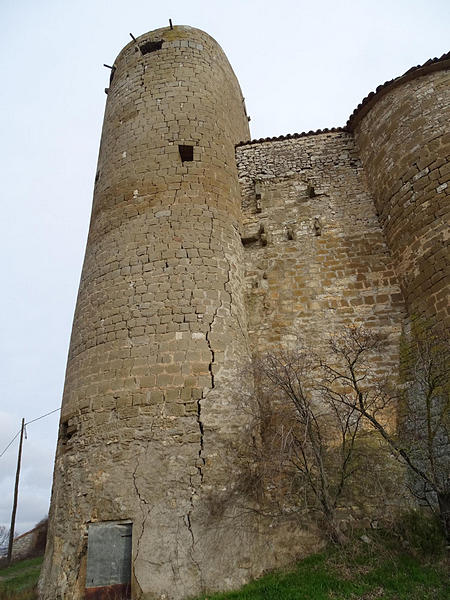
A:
85;521;132;600
179;144;194;162
60;419;76;447
140;40;163;54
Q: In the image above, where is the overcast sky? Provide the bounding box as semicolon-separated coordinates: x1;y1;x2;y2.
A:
1;0;449;535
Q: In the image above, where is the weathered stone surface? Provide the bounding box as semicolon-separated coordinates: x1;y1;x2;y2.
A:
39;25;449;600
237;131;405;361
11;521;47;561
352;69;450;330
39;25;266;600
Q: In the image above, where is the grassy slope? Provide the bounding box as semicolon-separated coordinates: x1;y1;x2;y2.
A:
0;537;448;600
196;551;449;600
0;557;42;599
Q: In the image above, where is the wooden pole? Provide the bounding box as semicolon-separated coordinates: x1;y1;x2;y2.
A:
7;418;25;564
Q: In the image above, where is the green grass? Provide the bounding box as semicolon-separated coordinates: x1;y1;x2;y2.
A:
0;529;448;600
0;557;42;599
195;539;449;600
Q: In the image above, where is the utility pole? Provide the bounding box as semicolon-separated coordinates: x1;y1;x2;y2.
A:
7;418;25;564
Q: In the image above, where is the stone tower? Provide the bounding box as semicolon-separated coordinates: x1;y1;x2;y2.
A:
39;25;256;600
349;60;450;330
39;24;449;599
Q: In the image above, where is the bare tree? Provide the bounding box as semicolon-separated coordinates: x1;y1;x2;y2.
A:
399;322;449;536
319;324;449;541
0;525;9;557
248;343;366;544
232;323;448;546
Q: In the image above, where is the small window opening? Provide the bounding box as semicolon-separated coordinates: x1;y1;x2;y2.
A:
179;145;194;162
314;217;322;237
307;185;316;198
140;40;163;55
60;420;75;443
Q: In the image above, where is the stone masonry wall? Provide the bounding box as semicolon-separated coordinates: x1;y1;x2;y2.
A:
40;29;448;600
353;67;450;329
235;131;408;546
237;132;405;358
39;26;262;600
11;523;45;561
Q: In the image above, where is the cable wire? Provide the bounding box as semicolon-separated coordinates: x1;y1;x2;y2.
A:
0;407;61;458
25;407;60;426
0;430;21;458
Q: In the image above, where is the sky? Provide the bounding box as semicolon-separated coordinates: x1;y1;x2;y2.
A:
1;0;449;535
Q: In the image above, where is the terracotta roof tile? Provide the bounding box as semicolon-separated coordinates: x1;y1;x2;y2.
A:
236;51;450;147
235;127;345;148
346;51;450;130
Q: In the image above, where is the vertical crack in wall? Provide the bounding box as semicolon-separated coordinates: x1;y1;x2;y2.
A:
184;489;204;591
205;213;220;390
196;296;222;485
205;306;219;391
196;397;206;484
131;434;153;590
198;298;222;483
181;212;223;589
194;214;220;484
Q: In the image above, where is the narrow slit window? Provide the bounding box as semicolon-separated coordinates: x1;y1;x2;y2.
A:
140;40;163;55
179;145;194;162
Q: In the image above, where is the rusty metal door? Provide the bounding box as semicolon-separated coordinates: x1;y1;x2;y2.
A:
85;521;132;599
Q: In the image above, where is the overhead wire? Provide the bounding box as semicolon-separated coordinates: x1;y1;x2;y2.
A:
0;407;61;458
25;407;61;426
0;431;21;459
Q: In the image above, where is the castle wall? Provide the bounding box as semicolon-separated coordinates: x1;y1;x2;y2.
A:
234;131;410;555
237;132;405;358
352;67;450;329
11;521;47;561
39;26;263;600
40;28;448;600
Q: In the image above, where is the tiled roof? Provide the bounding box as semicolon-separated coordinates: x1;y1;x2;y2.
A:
346;50;450;130
236;51;450;147
235;127;345;148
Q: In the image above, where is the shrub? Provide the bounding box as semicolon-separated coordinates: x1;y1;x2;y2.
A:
393;510;446;557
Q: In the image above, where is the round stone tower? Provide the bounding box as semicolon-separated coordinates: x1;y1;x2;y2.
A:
40;26;254;599
349;57;450;329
